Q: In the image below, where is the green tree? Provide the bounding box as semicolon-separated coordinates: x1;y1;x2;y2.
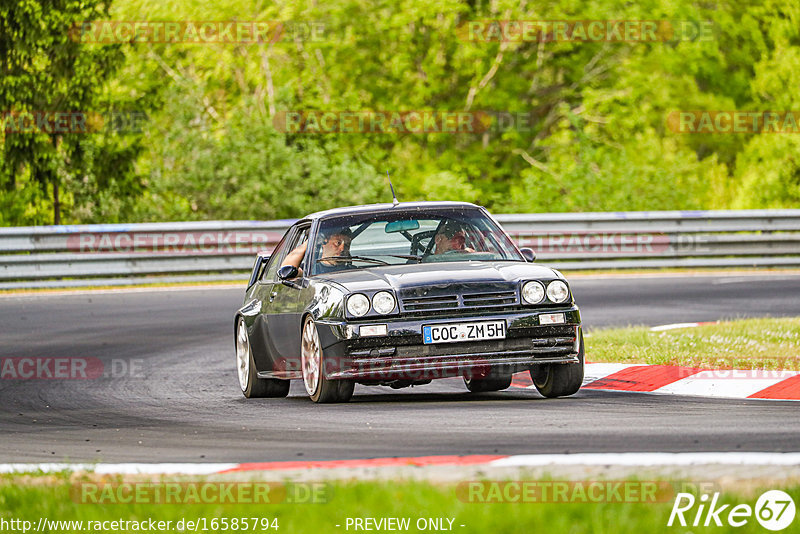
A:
0;0;141;225
5;0;797;224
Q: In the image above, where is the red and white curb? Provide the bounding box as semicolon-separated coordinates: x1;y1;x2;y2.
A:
582;363;800;400
508;320;800;400
510;364;800;400
3;453;800;475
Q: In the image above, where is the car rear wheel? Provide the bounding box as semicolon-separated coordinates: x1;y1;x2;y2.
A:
236;318;290;398
301;317;354;403
530;331;584;398
464;371;512;392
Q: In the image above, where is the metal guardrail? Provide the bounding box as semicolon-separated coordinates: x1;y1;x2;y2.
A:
1;210;799;289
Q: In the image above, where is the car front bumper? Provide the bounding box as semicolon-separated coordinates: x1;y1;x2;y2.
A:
315;306;582;381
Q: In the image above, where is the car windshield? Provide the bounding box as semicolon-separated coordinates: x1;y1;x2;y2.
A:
310;207;523;275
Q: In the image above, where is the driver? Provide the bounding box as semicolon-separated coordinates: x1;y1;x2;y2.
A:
433;221;474;254
281;227;352;275
316;228;352;273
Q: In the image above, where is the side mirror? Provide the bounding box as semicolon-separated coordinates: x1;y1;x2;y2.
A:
277;265;299;281
520;247;536;262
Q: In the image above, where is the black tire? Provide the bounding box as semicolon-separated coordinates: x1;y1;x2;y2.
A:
530;330;584;398
236;317;290;398
464;372;512;392
301;317;354;403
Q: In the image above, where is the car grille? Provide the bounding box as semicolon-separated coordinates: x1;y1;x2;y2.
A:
399;285;519;313
401;294;459;311
462;290;517;307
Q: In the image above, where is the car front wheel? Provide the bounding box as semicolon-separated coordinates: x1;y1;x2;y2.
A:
236;318;290;398
530;331;584;398
301;317;354;403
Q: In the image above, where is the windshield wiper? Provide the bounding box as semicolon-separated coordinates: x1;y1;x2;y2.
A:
385;254;422;262
318;255;390;265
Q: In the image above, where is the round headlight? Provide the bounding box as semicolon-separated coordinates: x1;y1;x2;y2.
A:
521;281;545;304
346;293;370;317
546;280;569;303
372;291;396;315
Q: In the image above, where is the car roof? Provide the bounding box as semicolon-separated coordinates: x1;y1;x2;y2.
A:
304;201;483;221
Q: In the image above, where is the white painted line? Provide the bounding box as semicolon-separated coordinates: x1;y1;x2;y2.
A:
570;270;800;281
490;452;800;467
650;323;700;332
0;463;238;474
713;275;800;284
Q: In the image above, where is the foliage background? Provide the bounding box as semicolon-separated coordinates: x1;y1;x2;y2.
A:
1;0;799;225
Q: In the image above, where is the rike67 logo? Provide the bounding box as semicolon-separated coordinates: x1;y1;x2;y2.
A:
669;490;796;530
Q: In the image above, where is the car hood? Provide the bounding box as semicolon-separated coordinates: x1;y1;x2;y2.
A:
316;261;562;294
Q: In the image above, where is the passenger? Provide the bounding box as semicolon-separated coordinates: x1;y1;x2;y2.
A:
433;221;474;254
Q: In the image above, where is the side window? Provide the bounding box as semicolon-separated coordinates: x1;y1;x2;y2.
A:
262;226;310;281
292;228;310;272
262;231;291;282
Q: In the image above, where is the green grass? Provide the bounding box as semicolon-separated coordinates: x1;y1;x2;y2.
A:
1;476;798;534
587;317;800;370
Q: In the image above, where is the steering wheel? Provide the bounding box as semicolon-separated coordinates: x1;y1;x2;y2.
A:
410;230;436;257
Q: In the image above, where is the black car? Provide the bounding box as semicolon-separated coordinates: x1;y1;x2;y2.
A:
234;201;583;403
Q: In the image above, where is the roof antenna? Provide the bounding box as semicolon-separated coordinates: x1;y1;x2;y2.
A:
386;170;400;206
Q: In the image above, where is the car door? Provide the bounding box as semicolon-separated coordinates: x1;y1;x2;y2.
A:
263;225;309;374
248;229;292;372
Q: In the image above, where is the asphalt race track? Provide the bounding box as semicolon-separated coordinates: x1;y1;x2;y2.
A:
1;272;799;463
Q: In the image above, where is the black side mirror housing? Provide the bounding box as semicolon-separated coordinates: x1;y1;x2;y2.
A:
520;247;536;262
277;265;299;281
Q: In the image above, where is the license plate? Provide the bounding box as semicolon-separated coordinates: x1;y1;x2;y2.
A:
422;320;506;344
